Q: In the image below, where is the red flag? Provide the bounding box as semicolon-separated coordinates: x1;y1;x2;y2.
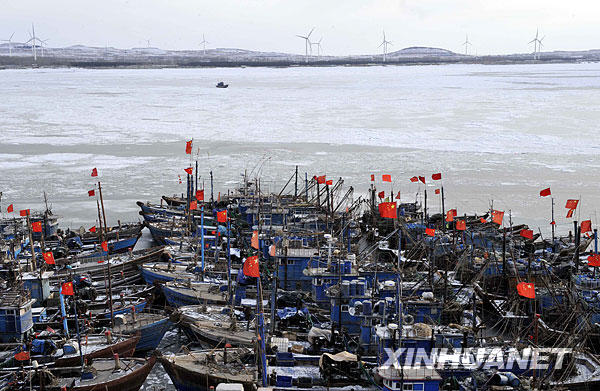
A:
378;191;385;199
43;252;55;265
520;229;534;240
432;173;442;181
217;210;227;223
370;174;375;182
251;230;259;249
492;210;504;225
196;190;204;201
588;254;600;267
581;220;592;233
184;167;193;175
61;281;74;296
456;220;466;231
378;202;397;219
382;174;392;182
91;167;98;177
418;176;426;184
550;220;556;225
539;188;551;197
101;241;108;252
410;176;418;183
14;351;30;361
445;210;454;222
185;140;193;154
396;191;401;199
243;255;260;277
425;228;435;237
88;189;95;197
517;282;535;299
7;204;13;213
566;209;575;218
89;226;97;233
31;221;42;233
189;201;197;210
20;209;30;216
316;175;326;184
326;180;333;186
480;217;487;223
435;189;440;195
565;199;579;209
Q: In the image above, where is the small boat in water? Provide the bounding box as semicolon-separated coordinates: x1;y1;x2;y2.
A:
216;82;229;88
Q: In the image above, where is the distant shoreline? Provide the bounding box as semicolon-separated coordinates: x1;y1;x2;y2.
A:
0;56;597;70
1;45;600;69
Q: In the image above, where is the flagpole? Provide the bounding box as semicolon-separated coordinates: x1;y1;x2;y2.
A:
441;186;446;232
551;197;555;250
26;213;36;273
226;216;232;303
201;206;205;274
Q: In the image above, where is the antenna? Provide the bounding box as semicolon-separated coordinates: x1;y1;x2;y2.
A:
2;32;15;56
378;30;392;63
199;34;209;55
296;27;314;63
146;39;151;48
462;34;472;55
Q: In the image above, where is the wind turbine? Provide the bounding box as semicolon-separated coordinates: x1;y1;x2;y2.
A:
462;34;472;55
199;34;209;55
39;39;49;57
2;33;15;56
311;37;323;59
528;29;544;59
296;27;314;63
536;35;545;60
378;30;392;62
25;23;39;62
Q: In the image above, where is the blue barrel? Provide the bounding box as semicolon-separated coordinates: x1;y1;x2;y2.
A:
341;281;350;297
344;261;352;274
350;280;357;296
363;300;372;315
358;278;366;296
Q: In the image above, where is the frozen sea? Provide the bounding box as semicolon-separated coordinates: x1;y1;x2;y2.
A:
1;63;600;236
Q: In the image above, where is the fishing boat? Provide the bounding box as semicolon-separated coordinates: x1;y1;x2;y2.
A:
3;356;156;391
112;310;172;353
216;82;229;88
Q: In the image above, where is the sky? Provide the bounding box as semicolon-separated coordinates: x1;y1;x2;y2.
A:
1;0;599;56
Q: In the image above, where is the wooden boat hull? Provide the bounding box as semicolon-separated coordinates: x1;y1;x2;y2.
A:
159;354;255;391
54;334;140;367
65;356;156;391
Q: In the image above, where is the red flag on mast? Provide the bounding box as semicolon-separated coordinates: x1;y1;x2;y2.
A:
378;202;397;219
456;220;466;231
61;282;74;296
539;188;551;197
7;204;13;213
91;167;98;177
581;220;592;233
243;255;260;277
217;210;227;223
185;140;193;154
88;190;95;197
43;252;55;265
382;174;392;182
31;222;42;232
432;173;442;180
517;282;535;299
184;167;193;175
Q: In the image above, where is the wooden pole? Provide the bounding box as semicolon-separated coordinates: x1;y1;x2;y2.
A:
98;182;108;231
26;213;36;272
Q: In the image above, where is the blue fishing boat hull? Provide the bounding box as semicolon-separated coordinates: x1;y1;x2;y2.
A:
135;317;172;353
